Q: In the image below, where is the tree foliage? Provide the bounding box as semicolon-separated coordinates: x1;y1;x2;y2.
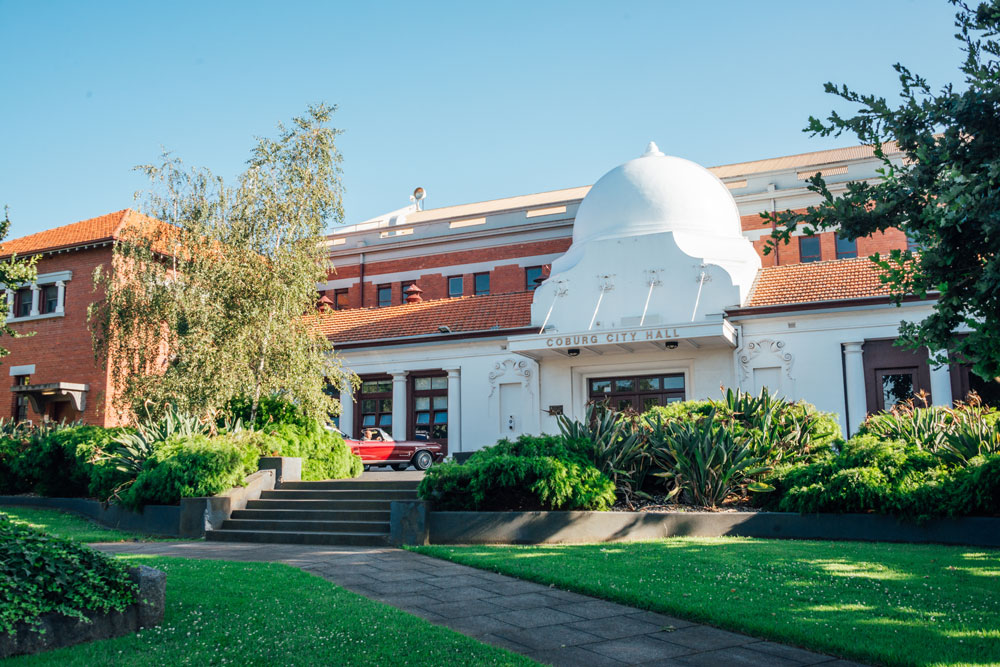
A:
763;0;1000;381
90;104;348;422
0;207;39;359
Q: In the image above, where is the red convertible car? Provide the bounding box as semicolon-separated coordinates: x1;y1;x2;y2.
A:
334;427;447;471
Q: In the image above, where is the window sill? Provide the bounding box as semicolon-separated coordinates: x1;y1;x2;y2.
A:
8;312;64;323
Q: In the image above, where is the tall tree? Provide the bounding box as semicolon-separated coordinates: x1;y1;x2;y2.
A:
90;104;348;422
0;207;39;359
764;0;1000;381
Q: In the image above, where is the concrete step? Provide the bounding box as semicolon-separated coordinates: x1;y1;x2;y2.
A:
279;480;420;491
259;489;418;501
231;509;391;522
206;529;389;547
245;499;393;511
221;519;389;534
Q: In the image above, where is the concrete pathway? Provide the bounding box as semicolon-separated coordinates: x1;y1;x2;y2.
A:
96;541;863;667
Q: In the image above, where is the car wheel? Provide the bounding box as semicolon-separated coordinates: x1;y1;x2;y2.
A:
363;465;370;471
392;463;409;471
413;450;433;471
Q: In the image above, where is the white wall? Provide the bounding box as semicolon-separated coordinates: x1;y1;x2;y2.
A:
734;301;938;435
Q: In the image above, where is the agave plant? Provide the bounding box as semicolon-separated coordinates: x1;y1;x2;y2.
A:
939;412;1000;464
720;387;827;465
102;403;231;476
649;408;772;507
557;403;651;502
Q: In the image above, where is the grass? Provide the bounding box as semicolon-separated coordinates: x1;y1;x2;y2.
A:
0;506;178;543
412;538;1000;667
7;556;532;666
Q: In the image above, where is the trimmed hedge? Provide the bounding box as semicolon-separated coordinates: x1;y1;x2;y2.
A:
0;513;138;635
418;435;616;511
121;434;259;510
251;423;362;481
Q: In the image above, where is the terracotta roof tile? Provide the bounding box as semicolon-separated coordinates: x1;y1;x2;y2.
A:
746;257;891;308
0;209;168;258
310;292;535;344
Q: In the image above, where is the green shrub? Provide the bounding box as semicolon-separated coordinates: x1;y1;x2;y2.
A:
418;434;616;511
121;434;257;509
765;434;1000;519
255;422;362;480
0;513;137;635
0;437;32;495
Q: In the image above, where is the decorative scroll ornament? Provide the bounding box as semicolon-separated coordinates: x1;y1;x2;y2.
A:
488;358;533;398
738;338;795;386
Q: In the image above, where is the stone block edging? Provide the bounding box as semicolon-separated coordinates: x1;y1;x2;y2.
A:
0;468;277;539
0;564;166;659
388;503;1000;547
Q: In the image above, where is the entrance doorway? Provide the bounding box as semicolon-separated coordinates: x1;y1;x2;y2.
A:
588;373;685;412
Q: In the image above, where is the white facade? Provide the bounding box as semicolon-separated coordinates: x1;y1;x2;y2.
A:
332;143;942;453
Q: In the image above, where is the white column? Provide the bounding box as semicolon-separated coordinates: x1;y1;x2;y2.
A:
339;385;354;438
5;290;13;319
446;367;462;453
928;350;954;407
55;281;66;314
843;342;868;435
29;285;40;317
391;371;408;440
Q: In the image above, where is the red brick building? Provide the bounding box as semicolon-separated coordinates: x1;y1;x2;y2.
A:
5;142;980;438
0;209;161;426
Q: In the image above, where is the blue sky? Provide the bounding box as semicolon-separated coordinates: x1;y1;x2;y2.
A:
0;0;963;238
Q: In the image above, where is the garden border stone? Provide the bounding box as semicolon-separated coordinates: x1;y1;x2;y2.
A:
401;507;1000;548
0;468;277;538
0;565;166;659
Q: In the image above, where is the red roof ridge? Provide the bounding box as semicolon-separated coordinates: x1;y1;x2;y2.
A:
746;256;892;309
760;255;873;273
309;290;535;344
0;208;178;259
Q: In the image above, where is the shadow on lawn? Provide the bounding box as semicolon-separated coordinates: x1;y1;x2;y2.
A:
425;539;1000;666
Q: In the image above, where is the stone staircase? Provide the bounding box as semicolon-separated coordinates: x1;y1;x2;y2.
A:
205;479;419;546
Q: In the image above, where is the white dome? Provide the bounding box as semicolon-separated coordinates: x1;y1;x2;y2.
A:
572;142;742;245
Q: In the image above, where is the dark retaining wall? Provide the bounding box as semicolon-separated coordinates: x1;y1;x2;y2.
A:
0;468;278;539
388;502;1000;548
0;496;186;537
0;565;166;659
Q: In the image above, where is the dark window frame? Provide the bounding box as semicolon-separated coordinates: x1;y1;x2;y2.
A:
525;266;545;291
835;234;857;260
408;372;448;444
355;375;393;437
401;280;416;302
587;372;686;412
13;287;32;318
862;338;932;414
41;284;59;314
376;284;392;308
798;236;821;263
333;288;349;310
474;272;490;296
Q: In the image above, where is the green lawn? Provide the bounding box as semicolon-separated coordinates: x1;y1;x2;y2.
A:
412;538;1000;667
0;506;178;543
7;556;532;666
